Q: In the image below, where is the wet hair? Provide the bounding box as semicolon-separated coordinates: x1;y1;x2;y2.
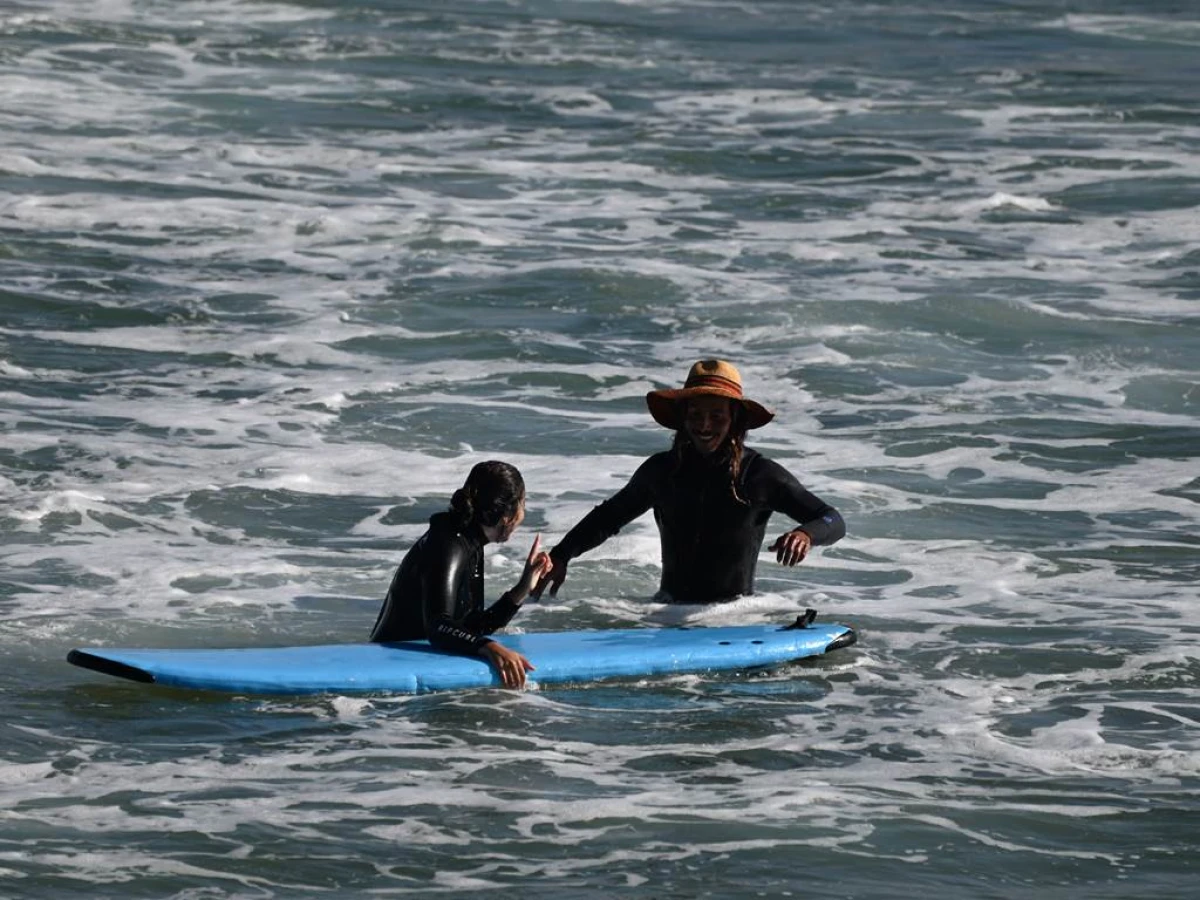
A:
448;461;526;529
670;400;749;505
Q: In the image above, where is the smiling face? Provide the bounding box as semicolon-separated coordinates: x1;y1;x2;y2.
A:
682;395;734;456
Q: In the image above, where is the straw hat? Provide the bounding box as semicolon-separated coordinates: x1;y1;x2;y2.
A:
645;359;775;430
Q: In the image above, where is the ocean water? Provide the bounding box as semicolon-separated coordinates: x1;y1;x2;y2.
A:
1;0;1198;896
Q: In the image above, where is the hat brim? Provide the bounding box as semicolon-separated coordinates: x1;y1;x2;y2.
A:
646;387;774;431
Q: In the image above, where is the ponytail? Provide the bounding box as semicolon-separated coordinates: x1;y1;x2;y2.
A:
448;483;478;527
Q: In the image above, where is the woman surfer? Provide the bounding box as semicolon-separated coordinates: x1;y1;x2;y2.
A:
535;359;845;604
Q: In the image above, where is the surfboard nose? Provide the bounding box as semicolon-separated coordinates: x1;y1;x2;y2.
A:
67;649;155;683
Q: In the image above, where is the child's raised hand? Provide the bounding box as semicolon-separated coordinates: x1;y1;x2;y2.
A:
513;533;552;601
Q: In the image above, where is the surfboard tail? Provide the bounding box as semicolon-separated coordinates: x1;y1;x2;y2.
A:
781;608;857;655
825;628;857;653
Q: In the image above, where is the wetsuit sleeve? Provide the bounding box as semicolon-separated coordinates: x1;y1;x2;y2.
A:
471;592;522;637
551;457;658;564
420;539;494;655
758;457;846;546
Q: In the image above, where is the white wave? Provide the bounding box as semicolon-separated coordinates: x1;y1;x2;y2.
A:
1049;14;1200;47
1;3;1197;893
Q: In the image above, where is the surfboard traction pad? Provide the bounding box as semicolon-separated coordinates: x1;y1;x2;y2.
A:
67;613;858;696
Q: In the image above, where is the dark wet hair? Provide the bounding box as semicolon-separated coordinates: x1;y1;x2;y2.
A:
670;399;749;505
448;461;526;528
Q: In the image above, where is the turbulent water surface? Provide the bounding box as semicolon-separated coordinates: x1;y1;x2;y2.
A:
1;0;1198;897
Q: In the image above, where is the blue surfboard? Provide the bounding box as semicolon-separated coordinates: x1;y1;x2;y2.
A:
67;614;856;696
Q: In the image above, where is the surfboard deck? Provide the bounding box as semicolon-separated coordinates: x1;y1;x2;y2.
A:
67;616;856;696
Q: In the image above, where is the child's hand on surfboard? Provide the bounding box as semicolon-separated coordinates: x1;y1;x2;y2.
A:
479;641;535;689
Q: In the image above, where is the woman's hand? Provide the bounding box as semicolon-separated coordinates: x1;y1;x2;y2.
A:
530;552;567;599
511;533;553;603
768;529;812;567
479;641;535;689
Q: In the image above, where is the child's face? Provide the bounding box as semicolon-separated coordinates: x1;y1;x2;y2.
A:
495;498;525;543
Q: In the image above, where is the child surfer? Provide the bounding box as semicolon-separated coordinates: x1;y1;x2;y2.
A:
371;461;551;688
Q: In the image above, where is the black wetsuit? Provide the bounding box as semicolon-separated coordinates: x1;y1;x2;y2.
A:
551;446;845;603
369;512;521;652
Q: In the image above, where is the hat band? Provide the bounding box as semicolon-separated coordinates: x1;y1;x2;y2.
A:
683;373;743;397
